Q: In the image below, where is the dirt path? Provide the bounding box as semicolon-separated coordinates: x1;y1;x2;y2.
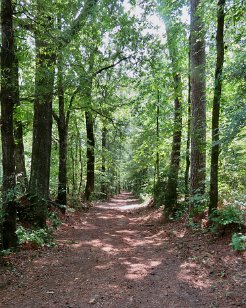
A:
0;192;245;308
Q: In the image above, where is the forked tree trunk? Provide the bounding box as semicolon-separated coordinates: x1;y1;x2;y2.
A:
190;0;206;210
1;0;17;249
209;0;225;217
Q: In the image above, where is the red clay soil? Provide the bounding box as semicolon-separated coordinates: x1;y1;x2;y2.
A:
0;192;245;308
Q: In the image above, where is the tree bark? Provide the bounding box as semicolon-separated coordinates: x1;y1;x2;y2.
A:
28;2;55;227
28;0;98;225
101;125;107;198
13;57;28;194
54;51;67;207
190;0;206;209
1;0;17;249
164;74;182;214
164;22;182;215
83;50;96;202
156;91;160;182
209;0;225;216
185;36;191;201
56;124;67;207
84;110;95;201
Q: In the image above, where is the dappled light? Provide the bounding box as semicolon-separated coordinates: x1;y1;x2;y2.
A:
1;0;245;307
1;192;245;307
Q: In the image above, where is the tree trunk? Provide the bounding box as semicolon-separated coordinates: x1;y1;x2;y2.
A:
28;2;55;227
164;22;183;215
13;57;28;194
57;126;67;207
84;110;95;201
83;51;95;202
190;0;206;209
185;36;191;201
28;0;98;223
1;0;17;249
209;0;225;216
164;74;182;214
78;131;83;195
55;52;68;207
156;91;160;182
70;141;76;196
101;125;107;198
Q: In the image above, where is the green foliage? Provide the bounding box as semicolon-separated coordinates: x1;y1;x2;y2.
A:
189;192;208;216
16;226;55;247
48;211;62;229
170;203;188;221
231;233;246;251
210;205;245;234
153;178;166;207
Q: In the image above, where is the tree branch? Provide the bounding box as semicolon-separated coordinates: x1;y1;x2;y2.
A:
59;0;99;47
93;56;131;76
65;87;81;128
52;110;59;124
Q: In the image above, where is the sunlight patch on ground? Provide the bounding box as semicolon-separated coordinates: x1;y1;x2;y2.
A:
114;230;136;235
178;261;211;289
122;236;161;248
96;214;126;220
84;239;120;254
97;202;146;211
123;259;161;280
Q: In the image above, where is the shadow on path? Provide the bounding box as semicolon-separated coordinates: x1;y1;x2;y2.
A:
1;192;245;308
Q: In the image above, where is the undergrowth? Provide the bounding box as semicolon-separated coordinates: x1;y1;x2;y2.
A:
15;211;61;248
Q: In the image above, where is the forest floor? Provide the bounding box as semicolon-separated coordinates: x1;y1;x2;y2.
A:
0;192;245;308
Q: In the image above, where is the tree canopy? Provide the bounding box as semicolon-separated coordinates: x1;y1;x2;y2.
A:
0;0;245;250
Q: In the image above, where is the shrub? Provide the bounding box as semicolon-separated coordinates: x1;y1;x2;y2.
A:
210;205;245;234
16;226;55;247
231;233;246;251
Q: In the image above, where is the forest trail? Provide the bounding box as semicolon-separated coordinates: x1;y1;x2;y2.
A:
1;192;245;308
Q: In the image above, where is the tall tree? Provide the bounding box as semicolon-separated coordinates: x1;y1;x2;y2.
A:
1;0;18;248
28;0;55;227
209;0;226;216
13;56;28;194
101;124;108;198
156;91;160;183
52;55;73;208
190;0;206;209
28;0;99;226
52;14;78;208
84;109;95;201
184;36;191;201
161;11;183;216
